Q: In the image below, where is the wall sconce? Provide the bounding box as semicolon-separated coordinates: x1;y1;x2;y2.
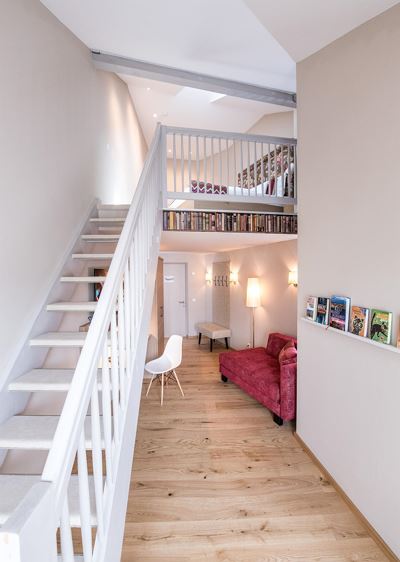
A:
205;271;212;285
230;271;239;286
246;277;261;348
288;270;298;287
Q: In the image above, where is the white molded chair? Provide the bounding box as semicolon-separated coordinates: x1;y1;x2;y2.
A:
145;335;184;405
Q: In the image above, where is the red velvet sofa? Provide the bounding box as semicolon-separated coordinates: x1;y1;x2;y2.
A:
219;333;297;425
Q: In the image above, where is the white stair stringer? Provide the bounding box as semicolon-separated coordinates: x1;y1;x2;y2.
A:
0;475;97;527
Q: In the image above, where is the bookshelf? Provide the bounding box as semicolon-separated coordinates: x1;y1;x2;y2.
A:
163;209;298;234
300;317;400;355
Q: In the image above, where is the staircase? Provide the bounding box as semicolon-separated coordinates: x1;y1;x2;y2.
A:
0;125;163;561
0;123;296;561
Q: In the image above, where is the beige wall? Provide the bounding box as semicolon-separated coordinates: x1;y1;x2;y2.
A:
297;5;400;556
208;240;297;349
247;111;295;138
0;0;147;381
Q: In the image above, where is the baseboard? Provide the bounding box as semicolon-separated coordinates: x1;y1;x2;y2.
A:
293;432;399;562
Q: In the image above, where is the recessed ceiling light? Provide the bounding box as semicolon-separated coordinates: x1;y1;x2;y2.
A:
168;149;172;153
146;87;151;91
153;113;158;118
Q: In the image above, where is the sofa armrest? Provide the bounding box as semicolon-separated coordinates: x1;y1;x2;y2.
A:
279;360;297;421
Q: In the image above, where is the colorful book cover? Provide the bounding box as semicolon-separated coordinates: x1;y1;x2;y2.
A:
306;296;318;321
316;297;330;325
349;306;369;337
329;296;351;331
369;309;392;344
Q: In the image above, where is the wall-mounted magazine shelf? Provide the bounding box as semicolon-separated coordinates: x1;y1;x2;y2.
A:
300;317;400;355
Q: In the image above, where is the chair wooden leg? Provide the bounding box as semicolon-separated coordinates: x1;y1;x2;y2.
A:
161;372;164;406
146;375;155;397
173;370;185;397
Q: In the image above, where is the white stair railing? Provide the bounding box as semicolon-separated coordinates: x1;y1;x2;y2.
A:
0;124;163;562
163;125;297;207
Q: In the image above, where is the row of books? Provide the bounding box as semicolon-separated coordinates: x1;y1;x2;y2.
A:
306;296;393;345
163;210;298;234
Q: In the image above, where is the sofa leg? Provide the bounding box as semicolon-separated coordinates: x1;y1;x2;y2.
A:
210;338;213;352
273;413;283;426
225;337;229;349
221;374;228;383
198;332;202;345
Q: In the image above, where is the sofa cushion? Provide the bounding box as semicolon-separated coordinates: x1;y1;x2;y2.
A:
278;341;297;365
220;347;271;377
219;348;280;403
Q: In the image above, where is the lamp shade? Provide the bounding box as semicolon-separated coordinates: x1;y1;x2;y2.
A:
246;277;261;308
288;270;298;286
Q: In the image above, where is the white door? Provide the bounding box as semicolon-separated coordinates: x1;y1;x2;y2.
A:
163;263;187;337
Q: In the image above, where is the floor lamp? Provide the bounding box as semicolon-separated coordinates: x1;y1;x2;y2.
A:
246;278;261;348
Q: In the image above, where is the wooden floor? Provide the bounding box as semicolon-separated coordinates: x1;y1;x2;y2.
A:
122;338;388;562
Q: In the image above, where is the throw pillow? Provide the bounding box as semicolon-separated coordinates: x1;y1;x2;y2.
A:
278;341;297;364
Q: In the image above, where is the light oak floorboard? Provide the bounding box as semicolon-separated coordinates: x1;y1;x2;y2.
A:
122;338;388;561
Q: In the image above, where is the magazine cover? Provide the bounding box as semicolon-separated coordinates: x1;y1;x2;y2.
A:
329;296;351;331
370;309;392;344
316;297;330;325
349;306;369;337
306;296;318;321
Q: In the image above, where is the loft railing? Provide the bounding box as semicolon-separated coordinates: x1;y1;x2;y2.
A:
0;123;297;562
0;125;163;562
162;125;297;207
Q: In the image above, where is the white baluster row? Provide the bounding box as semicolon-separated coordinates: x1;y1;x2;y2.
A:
53;130;162;562
164;128;297;203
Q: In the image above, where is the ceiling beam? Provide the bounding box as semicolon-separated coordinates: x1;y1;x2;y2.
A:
92;51;296;108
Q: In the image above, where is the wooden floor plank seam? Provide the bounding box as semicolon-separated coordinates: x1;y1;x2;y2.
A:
122;338;389;561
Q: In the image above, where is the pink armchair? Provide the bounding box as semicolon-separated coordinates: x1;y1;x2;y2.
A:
219;333;297;425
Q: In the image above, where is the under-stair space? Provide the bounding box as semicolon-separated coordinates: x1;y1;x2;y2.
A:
0;203;127;552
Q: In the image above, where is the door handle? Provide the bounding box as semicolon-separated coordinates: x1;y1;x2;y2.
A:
178;301;185;304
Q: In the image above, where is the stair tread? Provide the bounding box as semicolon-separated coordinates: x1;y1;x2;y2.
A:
9;369;102;392
0;416;102;450
30;332;88;347
30;332;111;347
60;276;106;283
98;204;129;210
81;234;120;241
72;253;113;259
0;474;96;527
47;301;98;312
90;217;125;223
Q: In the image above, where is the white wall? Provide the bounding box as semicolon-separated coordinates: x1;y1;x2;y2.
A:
0;0;147;389
208;240;298;349
160;252;210;336
297;5;400;556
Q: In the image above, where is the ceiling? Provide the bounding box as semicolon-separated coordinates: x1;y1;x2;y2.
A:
40;0;398;136
121;75;290;148
160;231;297;253
244;0;399;62
41;0;397;86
